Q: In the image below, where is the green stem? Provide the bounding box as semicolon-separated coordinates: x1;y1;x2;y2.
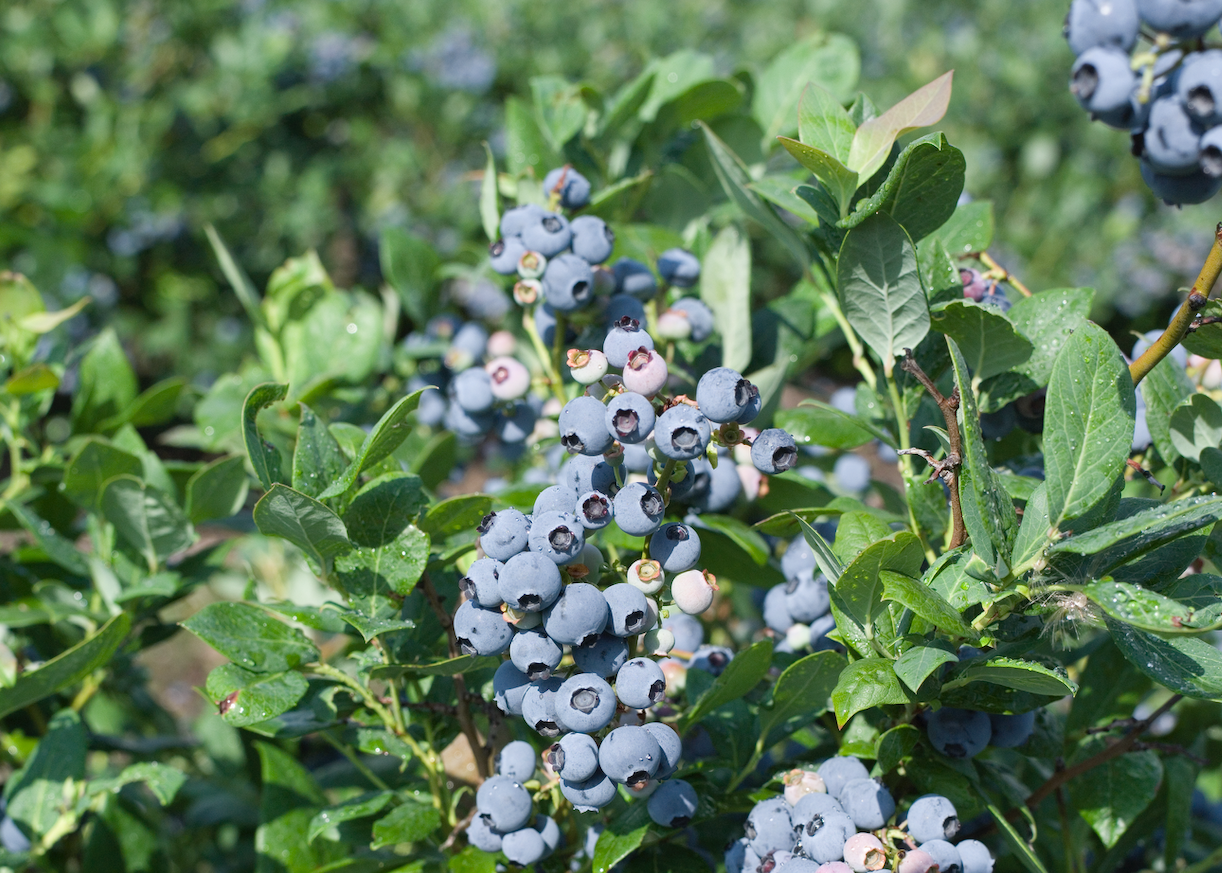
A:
819;291;876;391
653;459;678;507
885;374;934;563
522;306;567;407
311;663;401;738
321;730;391;792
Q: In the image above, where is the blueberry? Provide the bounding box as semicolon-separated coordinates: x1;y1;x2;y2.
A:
466;812;503;852
521;676;565;737
649;523;702;573
691;454;742;512
576;490;614;530
568;348;610;385
528;510;586;565
521;211;572;258
502;826;547;865
955;839;995;873
791;791;847;841
1066;0;1140;53
918;840;963;873
663;612;704;654
559;395;613;456
533;814;562;857
782;535;817;579
979;289;1012;314
626;558;665;595
497;552;562;613
613;482;666;536
637;724;679;780
726;839;753;873
490;237;528;275
623;347;669;397
542;166;591;209
444;401;494;439
898;849;940;873
534;483;579;516
1136;0;1222;37
543;252;595;311
570;215;615;264
751;428;798;474
510;627;563;681
500;203;547;238
496;740;539;782
672;569;718;615
475;775;533;833
547;732;600;782
604;316;656;368
615;657;666;709
746;797;795;856
493;661;532;715
571;632;630;677
412;381;447;428
648;461;697;502
603;583;649;637
838;778;895;830
1177;50;1222;125
1141;159;1222;204
926;707;992;759
785;572;830;623
843;833;888;872
736;390;763;425
450;367;495;414
459;557;504;608
561;770;618;812
764;584;796;634
1070;47;1137;118
655;404;712;461
543;582;610;646
657;248;701;288
561;453;619;495
833;454;872;493
697;367;759;423
496;401;538;444
687;643;733;675
782;768;828;805
486;356;532;401
906;795;960;843
555;672;618;733
477;510;530;561
988;711;1036;748
647;779;699;828
797;809;856;863
604;293;649;326
612;257;658;298
817;756;870;799
775;860;823;873
534;302;566;346
598;725;662;787
453;601;512;656
669;297;714;341
621;442;652;473
1143;97;1203;176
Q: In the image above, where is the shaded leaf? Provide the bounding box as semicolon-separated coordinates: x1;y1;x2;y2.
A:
318;390;423;500
183;601;319;672
185;455;250;524
205;665;310;728
758;650;845;741
370;802;442;848
0;614;131;719
253;484;352;571
895;645;958;693
243;382;289;490
679;640;774;731
699;225;753;373
100;475;196;570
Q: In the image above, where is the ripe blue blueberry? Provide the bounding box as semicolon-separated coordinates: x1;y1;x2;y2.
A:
520;676;565;737
500;203;546;238
613;482;666;536
649;523;702;573
520;211;572;257
510;627;563;681
918;840;963;873
1142;97;1202;176
496;740;539;782
542;252;595;311
528;510;586;565
647;779;698;828
670;297;714;341
1070;47;1137;118
458;557;504;608
598;725;662;787
475;775;533;833
543;166;591;209
534;303;565;347
603;316;655;368
648;461;695;501
751;428;798;474
559;395;613;456
547;732;600;782
654;404;712;461
797;809;856;864
450;367;494;414
638;724;680;780
477;510;530;561
576;490;614;531
764;584;795;634
555;672;617;733
495;401;538;444
493;661;532;715
466;813;503;852
1141;159;1222;204
696;367;759;423
562;453;619;495
785;572;830;623
605;293;648;328
839;777;895;830
489;237;527;274
955;840;995;873
603;583;649;637
688;644;734;675
662;612;703;655
782;535;817;580
447;321;488;366
615;657;666;709
543;582;610;647
571;632;630;677
561;770;618;812
534;483;578;516
1065;0;1140;54
1136;0;1222;37
691;454;742;512
570;215;615;264
817;756;871;799
1177;50;1222;125
533;814;561;857
612;257;658;298
444;401;494;439
926;707;992;759
988;711;1036;748
502;826;547;866
745;797;795;856
453;601;512;656
499;551;563;612
980;288;1012;313
792;791;846;832
906;795;960;843
656;248;701;287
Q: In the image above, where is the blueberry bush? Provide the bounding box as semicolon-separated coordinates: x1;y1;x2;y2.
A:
2;12;1222;873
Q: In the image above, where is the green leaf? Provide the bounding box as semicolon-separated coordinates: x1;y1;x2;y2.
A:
798;80;856;163
1182;298;1222;358
292;404;348;499
1143;356;1195;465
895;645;958;693
6;709;86;838
334;525;430;600
594;803;653;873
1169;392;1222;462
479;143;499;242
847;71;953;183
775;404;874;450
880;571;978;639
699;225;753;373
1107;617;1222;699
337;612;416;643
4;362;59;394
308;791;394;843
1070;744;1163;847
99;377;185;431
1012;482;1051;571
0;613;131;719
205;664;310;727
876;724;922;773
1005;287;1095;388
833;531;925;631
448;847;498;873
1044;322;1136;533
254;484;352;571
182;601;319;672
690;514;770;566
341;473;426;548
679;640;774;731
370;801;442;848
243;382;289;491
185;455;249;525
530;75;586;152
984;801;1051;873
379;228;438;327
1163;755;1196;868
317;390;423;500
368;655;489;681
931;301;1033;385
942;657;1078;698
778;137;858;216
791;514;845;583
625;845;714;873
99;475;197;570
831;658;912;727
254;741;345;873
831;511;895;566
758;650;845;741
836;212;929;374
419;494;492;539
205;224;263;327
700;122;809;271
90;762;187;806
930;201;995;255
6;502;90;576
749;176;822;226
504;95;560;176
1082;580;1205;633
70;327;138;433
61;437;142;507
839;132;965;243
925;547;993;610
755;34;859;146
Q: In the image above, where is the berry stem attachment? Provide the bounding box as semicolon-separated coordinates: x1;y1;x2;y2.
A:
654;458;679;506
976;252;1032;297
522;305;568;407
900;348;967;549
1130;222;1222;387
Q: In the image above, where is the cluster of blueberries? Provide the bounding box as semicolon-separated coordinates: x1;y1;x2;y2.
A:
1067;0;1222;204
727;758;996;873
762;535;839;655
923;704;1036;759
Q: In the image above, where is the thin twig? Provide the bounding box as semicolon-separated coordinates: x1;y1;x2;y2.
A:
900;348;967;548
441;808;477;851
978;252;1034;297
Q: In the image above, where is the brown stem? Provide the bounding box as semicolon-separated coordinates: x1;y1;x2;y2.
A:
1130;222;1222;387
900;349;967;549
978;252;1033;298
418;572;490;781
441;808;477;851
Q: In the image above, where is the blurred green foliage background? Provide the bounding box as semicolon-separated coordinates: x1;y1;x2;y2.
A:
0;0;1214;382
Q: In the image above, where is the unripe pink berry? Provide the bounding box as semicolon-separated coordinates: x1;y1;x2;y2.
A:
816;863;854;873
782;768;827;805
488;330;517;357
628;559;666;594
898;849;938;873
486;356;531;400
659;658;687;693
844;833;887;872
655;309;692;340
671;569;718;615
623;347;669;396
